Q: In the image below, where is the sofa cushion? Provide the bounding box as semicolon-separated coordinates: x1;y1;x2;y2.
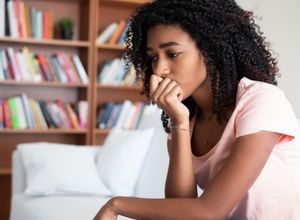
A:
18;142;111;196
135;106;169;198
96;127;155;196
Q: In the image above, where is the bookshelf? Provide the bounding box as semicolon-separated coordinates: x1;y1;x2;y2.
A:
0;0;96;219
0;0;150;218
91;0;148;145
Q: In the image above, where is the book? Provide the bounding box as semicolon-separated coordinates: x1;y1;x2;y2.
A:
56;100;72;128
6;47;21;81
7;1;18;37
0;0;5;37
3;98;12;128
0;98;4;129
98;102;114;129
78;100;88;128
29;99;40;129
0;52;5;80
114;100;133;129
22;47;41;82
34;100;48;129
106;103;122;128
109;19;126;45
0;51;9;80
96;22;118;44
8;97;20;129
39;100;57;128
20;93;34;129
13;96;27;129
65;104;79;129
72;55;89;84
116;21;130;45
24;4;32;38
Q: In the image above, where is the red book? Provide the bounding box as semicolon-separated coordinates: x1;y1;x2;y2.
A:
61;53;80;83
14;0;23;37
37;55;54;81
56;100;72;128
44;56;58;81
3;99;12;128
55;54;73;82
43;12;49;39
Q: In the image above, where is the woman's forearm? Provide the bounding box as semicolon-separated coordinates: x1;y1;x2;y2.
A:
165;127;197;198
112;196;212;220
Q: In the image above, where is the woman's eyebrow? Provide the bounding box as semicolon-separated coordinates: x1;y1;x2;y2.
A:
146;41;181;51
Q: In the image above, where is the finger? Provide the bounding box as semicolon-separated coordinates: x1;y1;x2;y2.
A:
149;75;163;98
167;84;183;102
151;77;171;102
160;80;177;97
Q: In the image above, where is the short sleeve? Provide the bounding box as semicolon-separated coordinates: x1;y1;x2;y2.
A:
235;82;299;143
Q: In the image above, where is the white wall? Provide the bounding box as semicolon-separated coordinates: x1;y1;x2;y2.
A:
237;0;300;117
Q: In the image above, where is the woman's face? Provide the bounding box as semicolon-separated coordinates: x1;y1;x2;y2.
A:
146;24;209;100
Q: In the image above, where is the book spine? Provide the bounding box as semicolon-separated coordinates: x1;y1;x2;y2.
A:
3;98;12;128
72;55;89;84
20;93;34;129
8;97;20;129
65;104;79;129
0;98;4;129
78;100;88;128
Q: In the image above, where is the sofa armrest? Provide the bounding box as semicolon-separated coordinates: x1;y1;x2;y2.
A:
12;150;26;195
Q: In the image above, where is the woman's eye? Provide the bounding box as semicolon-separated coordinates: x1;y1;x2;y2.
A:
168;52;181;58
148;56;158;62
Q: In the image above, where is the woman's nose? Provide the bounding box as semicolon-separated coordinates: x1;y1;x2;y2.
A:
152;60;170;77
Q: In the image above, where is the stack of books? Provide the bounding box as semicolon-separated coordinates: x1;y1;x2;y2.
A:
0;47;89;84
97;100;148;129
96;19;130;45
0;94;88;129
98;57;136;85
0;0;54;39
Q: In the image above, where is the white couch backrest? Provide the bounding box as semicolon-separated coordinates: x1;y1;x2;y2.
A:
12;106;170;198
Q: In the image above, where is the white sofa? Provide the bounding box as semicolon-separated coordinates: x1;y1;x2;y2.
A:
10;108;169;220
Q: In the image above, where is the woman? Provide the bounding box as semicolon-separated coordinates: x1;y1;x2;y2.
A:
94;0;300;219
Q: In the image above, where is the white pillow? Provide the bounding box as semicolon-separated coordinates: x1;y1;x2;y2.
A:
96;128;155;196
18;142;111;196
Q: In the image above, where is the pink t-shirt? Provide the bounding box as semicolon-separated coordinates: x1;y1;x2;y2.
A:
172;77;300;219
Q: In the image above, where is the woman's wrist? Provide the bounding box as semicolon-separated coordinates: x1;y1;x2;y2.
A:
170;119;190;131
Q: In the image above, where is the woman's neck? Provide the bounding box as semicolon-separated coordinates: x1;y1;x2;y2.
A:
191;76;214;120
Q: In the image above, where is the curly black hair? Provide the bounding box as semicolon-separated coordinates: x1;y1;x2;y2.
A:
124;0;279;133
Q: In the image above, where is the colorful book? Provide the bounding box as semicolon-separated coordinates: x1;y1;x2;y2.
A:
109;19;126;45
96;22;118;44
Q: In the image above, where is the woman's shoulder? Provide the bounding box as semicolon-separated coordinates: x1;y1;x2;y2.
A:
236;77;283;102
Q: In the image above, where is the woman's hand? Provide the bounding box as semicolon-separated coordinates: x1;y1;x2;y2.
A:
93;198;117;220
149;74;189;125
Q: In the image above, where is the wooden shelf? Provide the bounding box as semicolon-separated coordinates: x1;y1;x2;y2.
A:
100;0;149;7
97;84;141;90
97;44;125;50
0;80;88;88
0;37;90;48
0;129;88;134
0;168;11;175
94;129;110;134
